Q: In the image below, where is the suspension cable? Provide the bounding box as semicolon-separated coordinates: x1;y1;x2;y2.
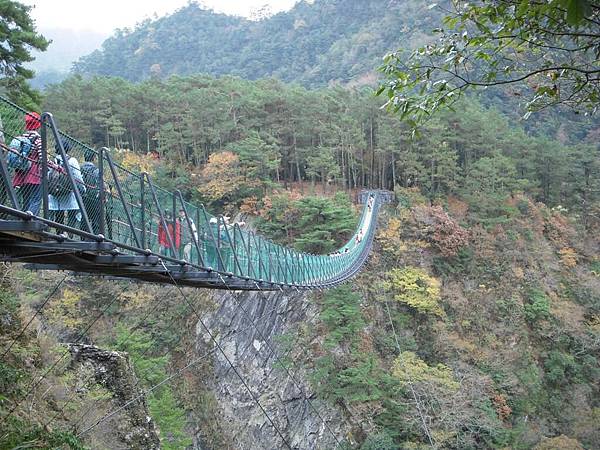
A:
384;300;436;449
1;273;67;359
0;282;122;428
44;285;176;428
160;261;291;449
74;290;290;439
218;274;342;448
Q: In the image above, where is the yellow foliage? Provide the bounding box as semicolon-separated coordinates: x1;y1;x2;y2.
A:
384;267;443;316
121;289;153;311
533;435;584;450
239;196;259;216
198;151;245;203
392;351;459;391
46;287;83;329
377;217;429;260
559;247;578;268
118;150;158;174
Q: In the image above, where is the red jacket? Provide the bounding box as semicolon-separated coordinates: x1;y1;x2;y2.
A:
12;131;42;187
158;220;181;249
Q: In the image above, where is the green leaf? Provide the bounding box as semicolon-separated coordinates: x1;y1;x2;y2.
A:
516;0;529;17
565;0;591;25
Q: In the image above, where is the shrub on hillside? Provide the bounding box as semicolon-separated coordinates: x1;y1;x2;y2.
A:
384;267;443;317
524;289;551;323
413;205;469;257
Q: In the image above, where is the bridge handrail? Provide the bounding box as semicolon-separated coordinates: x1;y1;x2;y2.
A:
0;95;386;288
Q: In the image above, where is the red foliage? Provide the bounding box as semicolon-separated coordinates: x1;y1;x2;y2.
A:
415;205;470;257
492;393;512;421
430;206;469;257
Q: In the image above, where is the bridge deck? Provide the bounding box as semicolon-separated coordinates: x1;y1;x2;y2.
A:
0;95;390;290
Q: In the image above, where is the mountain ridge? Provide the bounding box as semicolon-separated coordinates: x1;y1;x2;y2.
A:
72;0;439;86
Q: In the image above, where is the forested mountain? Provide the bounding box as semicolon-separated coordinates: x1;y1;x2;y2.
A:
44;75;600;229
73;0;439;86
3;1;599;449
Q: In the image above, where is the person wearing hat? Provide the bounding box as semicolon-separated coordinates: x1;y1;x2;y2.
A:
48;139;85;231
12;112;42;215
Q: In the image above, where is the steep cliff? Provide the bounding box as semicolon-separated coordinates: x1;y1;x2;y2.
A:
194;289;351;449
68;344;161;449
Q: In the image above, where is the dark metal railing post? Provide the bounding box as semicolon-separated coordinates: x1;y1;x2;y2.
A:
233;226;256;279
41;113;92;234
196;206;202;266
172;192;177;259
0;144;19;210
267;243;273;283
98;148;106;237
146;173;175;256
176;191;205;267
253;233;268;281
246;232;252;277
40;118;48;218
140;173;146;249
220;218;244;276
232;225;239;276
217;216;222;271
200;206;226;273
106;151;141;248
282;246;291;284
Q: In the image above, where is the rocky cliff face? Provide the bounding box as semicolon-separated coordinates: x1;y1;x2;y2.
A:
68;344;161;449
194;289;350;449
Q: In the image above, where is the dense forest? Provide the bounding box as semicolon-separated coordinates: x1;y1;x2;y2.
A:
44;75;600;228
73;0;440;86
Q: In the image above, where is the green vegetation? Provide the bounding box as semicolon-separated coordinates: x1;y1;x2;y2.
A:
379;0;599;126
0;0;49;108
44;75;600;230
114;325;192;449
73;0;441;87
384;267;443;316
257;192;356;253
0;274;84;450
1;1;599;448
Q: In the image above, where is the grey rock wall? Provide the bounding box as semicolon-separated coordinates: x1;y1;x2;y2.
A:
195;289;350;449
68;344;161;450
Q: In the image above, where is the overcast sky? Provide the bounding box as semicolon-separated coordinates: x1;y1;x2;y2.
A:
22;0;300;34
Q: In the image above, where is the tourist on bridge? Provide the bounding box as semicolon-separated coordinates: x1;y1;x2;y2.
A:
158;212;181;257
12;112;42;215
80;149;108;236
178;208;198;262
48;140;85;232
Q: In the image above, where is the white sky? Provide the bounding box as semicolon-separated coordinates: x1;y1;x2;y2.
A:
22;0;300;34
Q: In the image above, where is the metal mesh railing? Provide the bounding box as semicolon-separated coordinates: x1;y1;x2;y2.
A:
0;95;382;288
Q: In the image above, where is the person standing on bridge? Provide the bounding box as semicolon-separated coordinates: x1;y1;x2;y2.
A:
12;112;42;215
178;208;198;262
80;149;103;235
48;139;85;232
158;212;181;257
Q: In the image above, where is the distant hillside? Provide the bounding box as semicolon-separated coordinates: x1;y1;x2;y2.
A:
28;28;107;89
73;0;440;86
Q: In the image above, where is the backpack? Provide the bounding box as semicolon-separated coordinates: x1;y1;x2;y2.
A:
7;136;33;172
81;162;99;199
48;159;73;197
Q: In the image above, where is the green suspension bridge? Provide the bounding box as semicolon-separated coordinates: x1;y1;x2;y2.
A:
0;96;390;290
